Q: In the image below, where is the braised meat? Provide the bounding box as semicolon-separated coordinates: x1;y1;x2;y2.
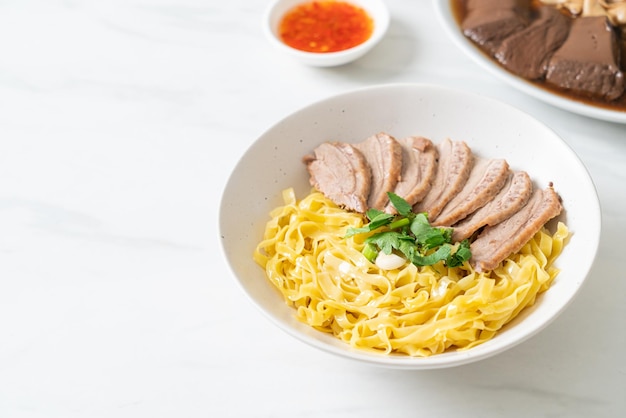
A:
452;171;533;242
413;138;474;221
462;0;531;54
354;132;403;210
495;6;571;80
303;142;371;213
432;158;510;227
385;136;438;213
546;16;625;100
470;185;562;273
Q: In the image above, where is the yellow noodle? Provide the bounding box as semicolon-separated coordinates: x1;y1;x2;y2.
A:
253;189;570;357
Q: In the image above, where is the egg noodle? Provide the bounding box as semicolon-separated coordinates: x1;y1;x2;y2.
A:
253;188;569;357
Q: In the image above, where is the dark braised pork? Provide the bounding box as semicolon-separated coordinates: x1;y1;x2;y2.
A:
462;0;531;54
546;16;625;101
460;0;626;104
495;6;571;80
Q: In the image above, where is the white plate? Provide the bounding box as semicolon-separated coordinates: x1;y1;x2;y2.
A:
219;83;601;369
433;0;626;124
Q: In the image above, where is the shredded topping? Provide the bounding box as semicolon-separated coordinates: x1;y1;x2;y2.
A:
540;0;626;26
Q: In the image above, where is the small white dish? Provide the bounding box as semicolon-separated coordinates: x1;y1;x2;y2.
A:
219;83;601;369
264;0;390;67
433;0;626;124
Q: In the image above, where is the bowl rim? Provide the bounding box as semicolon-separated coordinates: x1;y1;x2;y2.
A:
432;0;626;124
263;0;391;63
219;82;602;369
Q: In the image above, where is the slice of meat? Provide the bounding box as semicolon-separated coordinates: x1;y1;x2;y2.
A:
432;158;510;227
452;171;533;242
462;0;531;55
470;185;563;273
494;6;571;80
546;16;625;101
413;138;474;221
303;142;371;213
385;136;438;213
353;132;403;211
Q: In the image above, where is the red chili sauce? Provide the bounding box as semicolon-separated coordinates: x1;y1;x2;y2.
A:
279;1;374;53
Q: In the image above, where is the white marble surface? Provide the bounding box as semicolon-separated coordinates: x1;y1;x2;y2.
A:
0;1;624;417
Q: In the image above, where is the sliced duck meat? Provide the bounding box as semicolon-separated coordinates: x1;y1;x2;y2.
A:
470;185;562;273
452;171;533;242
353;132;403;211
432;158;510;227
462;0;531;55
546;16;625;101
494;6;571;80
413;138;474;221
385;136;438;213
303;142;371;213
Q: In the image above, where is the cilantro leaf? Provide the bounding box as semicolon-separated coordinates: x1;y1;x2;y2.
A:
365;232;454;267
410;244;452;266
367;212;395;230
446;240;472;267
410;214;452;249
387;192;412;217
365;208;385;220
343;193;472;268
365;231;410;255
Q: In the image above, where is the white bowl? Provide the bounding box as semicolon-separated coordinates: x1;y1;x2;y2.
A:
219;83;601;369
433;0;626;124
264;0;390;67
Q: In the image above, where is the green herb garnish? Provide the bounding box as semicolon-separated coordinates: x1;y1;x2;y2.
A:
345;192;471;267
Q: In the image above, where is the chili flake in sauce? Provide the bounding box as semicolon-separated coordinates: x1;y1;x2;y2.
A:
279;1;374;53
